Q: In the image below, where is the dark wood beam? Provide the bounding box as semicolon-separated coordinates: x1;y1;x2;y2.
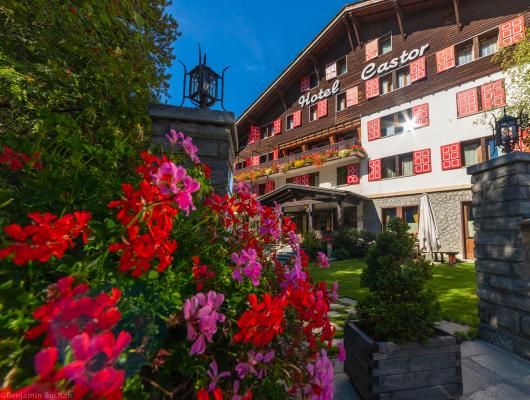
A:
274;87;288;112
347;13;362;47
393;0;406;39
453;0;462;31
343;16;356;51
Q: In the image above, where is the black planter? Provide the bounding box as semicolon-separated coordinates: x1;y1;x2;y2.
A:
344;321;463;400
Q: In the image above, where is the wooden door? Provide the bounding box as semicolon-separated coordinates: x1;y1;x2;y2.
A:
462;202;475;259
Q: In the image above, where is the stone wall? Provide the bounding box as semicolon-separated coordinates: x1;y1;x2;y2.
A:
467;152;530;360
149;104;237;195
364;189;472;255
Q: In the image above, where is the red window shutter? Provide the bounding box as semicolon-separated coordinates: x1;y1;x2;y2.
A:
413;149;432;174
300;75;311;92
518;128;530;152
293;110;302;127
346;86;359;107
440;143;462;170
365;38;379;62
409;56;426;83
346;164;360;185
300;174;310;186
456;88;479;117
251;156;260;166
317;99;328;118
412;103;430;127
365;77;380;99
481;80;507;111
325;63;337;80
265;180;275;193
248;125;260;144
368;159;382;181
273;118;282;135
245;157;251;168
273;148;279;160
367;118;381;141
435;46;455;73
499;15;525;48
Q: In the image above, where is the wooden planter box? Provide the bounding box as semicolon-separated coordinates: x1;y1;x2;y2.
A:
344;321;463;400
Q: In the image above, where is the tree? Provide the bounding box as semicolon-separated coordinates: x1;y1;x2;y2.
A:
0;1;179;217
357;218;440;342
495;28;530;150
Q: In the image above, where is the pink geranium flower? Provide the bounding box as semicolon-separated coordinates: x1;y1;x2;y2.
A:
316;252;329;268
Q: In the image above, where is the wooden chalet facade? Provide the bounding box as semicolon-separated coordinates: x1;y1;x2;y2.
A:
234;0;530;259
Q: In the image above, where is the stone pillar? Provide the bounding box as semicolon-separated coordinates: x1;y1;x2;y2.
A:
467;152;530;360
149;104;237;195
337;200;344;232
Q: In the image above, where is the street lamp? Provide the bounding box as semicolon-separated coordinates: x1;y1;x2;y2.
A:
490;108;528;154
179;46;229;110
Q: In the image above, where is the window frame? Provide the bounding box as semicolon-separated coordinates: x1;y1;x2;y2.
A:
455;38;474;67
381;152;414;180
380;108;414;138
309;104;318;122
382;205;419;232
336;165;349;186
478;28;500;59
336;56;348;76
286;114;295;130
336;91;347;112
259;123;273;140
379;32;393;55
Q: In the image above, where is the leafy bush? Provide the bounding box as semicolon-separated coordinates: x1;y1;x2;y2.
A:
332;229;376;259
301;230;325;259
0;135;340;399
357;218;440;342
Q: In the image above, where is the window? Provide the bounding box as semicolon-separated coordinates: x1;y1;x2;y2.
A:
479;30;499;57
235;161;246;170
336;92;346;112
379;33;392;55
287;147;302;156
380;74;393;94
286;114;294;130
309;105;318;121
259;152;274;164
309;72;319;89
382;208;397;228
260;123;273;140
337;166;348;186
456;40;474;66
396;67;410;89
403;206;419;234
382;206;419;232
381;152;414;179
257;183;266;196
381;109;413;137
461;140;482;166
309;140;328;150
336;130;358;142
399;153;414;176
337;56;347;76
344;206;358;229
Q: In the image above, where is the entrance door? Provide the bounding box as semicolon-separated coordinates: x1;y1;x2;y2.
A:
462;202;475;259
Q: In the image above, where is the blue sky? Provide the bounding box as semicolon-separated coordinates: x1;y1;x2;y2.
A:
165;0;352;117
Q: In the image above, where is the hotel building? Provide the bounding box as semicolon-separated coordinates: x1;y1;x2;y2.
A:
234;0;529;260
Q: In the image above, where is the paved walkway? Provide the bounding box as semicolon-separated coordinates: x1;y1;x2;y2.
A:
333;340;530;399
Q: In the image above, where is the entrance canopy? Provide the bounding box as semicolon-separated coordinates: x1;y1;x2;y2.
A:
258;184;367;206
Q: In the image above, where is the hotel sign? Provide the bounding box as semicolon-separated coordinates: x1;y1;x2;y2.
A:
298;79;340;108
361;43;430;80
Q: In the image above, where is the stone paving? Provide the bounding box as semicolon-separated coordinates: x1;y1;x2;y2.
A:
333;340;530;400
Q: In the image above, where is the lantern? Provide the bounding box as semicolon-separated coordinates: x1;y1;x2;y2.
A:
495;112;519;153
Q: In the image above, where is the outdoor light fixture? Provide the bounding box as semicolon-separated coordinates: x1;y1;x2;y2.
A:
489;108;528;154
179;46;229;110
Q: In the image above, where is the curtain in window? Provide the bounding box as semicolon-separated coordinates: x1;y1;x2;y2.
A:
401;158;413;175
464;143;480;165
480;37;497;57
457;47;473;65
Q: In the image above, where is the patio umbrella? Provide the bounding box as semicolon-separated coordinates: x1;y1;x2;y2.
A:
418;193;441;255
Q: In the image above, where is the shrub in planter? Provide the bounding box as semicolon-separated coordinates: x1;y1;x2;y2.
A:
0;132;340;399
345;219;462;400
357;218;440;342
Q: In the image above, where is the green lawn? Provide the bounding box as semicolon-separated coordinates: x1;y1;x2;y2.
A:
310;259;479;329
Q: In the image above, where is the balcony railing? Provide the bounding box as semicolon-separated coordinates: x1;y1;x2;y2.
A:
235;138;364;175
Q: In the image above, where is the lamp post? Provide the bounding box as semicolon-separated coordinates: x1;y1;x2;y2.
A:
490;108;528;154
179;46;229;110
